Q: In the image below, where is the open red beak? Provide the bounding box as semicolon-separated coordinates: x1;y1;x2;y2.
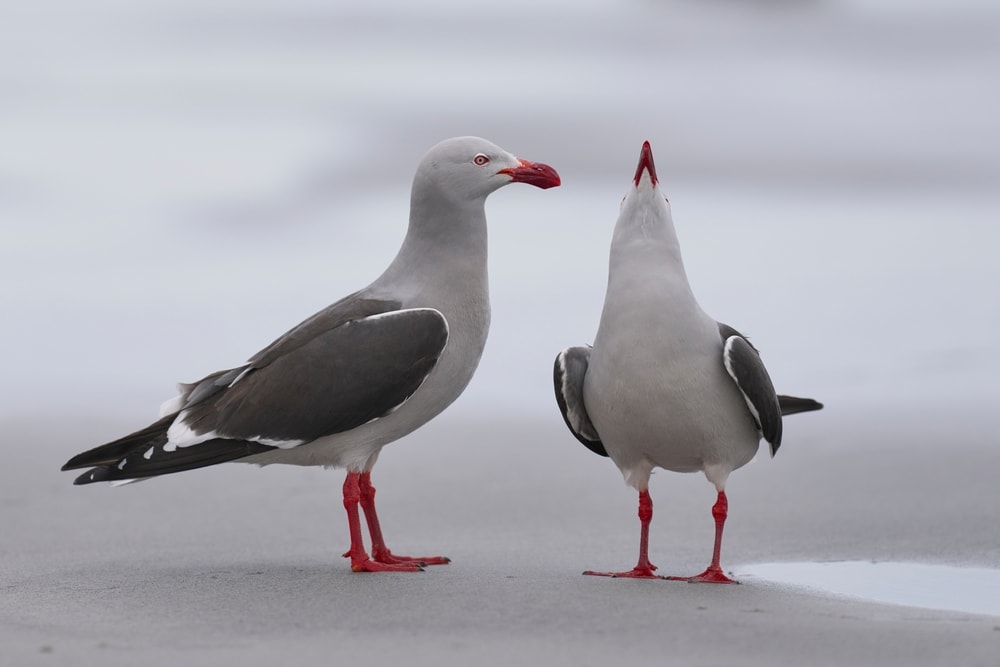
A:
633;141;658;187
500;158;561;189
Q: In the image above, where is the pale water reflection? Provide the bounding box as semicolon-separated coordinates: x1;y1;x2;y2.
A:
740;561;1000;617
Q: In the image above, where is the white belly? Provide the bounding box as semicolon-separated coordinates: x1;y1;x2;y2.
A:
584;308;760;488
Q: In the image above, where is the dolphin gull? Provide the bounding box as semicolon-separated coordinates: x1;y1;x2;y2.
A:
63;136;561;572
554;141;820;583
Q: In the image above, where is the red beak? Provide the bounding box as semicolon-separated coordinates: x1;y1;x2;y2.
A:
500;159;561;189
633;141;658;187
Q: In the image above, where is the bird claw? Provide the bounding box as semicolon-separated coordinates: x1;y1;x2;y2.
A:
343;549;450;569
583;566;664;579
666;566;739;584
372;549;450;567
350;557;424;573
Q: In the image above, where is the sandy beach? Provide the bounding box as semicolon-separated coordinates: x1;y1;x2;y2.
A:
4;409;1000;666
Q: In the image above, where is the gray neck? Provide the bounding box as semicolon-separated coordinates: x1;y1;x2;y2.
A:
612;206;686;269
608;207;699;308
375;185;490;301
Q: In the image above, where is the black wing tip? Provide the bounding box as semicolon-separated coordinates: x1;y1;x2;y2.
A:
62;414;177;472
66;434;276;485
73;466;115;485
62;453;104;472
763;416;783;458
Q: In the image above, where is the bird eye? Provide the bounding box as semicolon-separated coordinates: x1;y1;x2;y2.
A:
473;154;490;166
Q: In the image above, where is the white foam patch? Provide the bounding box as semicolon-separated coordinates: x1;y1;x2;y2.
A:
740;561;1000;617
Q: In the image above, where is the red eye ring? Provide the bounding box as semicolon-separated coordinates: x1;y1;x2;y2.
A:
473;154;490;166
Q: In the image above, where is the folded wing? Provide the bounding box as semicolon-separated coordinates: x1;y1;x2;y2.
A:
64;303;449;483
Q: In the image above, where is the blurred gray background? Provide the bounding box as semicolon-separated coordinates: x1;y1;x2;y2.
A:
2;1;999;665
3;0;997;425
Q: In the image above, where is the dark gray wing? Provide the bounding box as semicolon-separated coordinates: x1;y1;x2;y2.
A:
553;346;607;457
248;294;398;369
181;307;448;443
718;323;783;455
173;294;402;410
64;304;449;483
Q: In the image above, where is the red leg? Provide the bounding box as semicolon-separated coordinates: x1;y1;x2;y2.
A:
668;491;738;584
357;471;450;566
341;472;423;572
585;489;663;579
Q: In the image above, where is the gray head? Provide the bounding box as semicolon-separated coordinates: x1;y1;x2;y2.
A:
413;136;560;206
